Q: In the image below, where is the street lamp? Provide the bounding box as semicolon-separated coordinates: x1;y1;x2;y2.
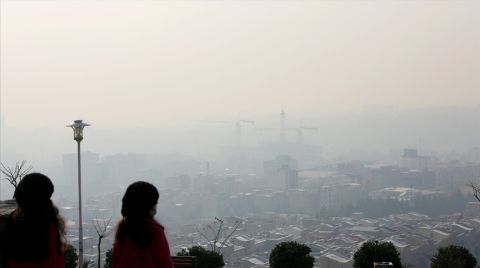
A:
67;119;90;268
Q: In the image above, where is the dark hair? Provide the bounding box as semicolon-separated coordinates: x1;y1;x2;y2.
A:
5;173;66;261
115;181;159;248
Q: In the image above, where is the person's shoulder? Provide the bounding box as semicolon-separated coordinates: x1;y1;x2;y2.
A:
148;218;165;232
115;218;125;230
8;209;21;222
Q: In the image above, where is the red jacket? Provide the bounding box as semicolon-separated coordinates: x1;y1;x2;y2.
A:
113;219;173;268
6;223;64;268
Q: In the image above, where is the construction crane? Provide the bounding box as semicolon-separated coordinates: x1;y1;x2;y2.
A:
296;126;318;145
257;107;288;143
256;126;318;145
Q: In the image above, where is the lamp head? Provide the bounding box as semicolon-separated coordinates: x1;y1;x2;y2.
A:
67;120;90;142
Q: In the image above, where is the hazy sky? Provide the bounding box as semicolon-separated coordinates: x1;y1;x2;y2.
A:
1;1;479;128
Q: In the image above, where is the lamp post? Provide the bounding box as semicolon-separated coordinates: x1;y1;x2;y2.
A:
67;119;90;268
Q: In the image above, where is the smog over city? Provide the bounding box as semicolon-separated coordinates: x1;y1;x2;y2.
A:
0;1;480;268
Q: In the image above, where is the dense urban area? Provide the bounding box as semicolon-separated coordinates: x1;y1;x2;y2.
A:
2;110;479;268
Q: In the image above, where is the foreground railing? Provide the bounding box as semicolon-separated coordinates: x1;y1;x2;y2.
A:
172;256;197;268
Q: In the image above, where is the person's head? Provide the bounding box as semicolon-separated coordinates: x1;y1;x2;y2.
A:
14;172;54;210
6;172;65;261
116;181;160;248
121;181;159;220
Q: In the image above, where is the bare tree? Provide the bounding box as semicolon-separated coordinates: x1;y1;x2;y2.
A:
83;260;94;268
1;160;32;196
196;217;241;253
94;216;112;268
470;181;480;203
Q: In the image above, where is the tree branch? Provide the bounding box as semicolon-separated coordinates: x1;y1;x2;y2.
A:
196;218;240;253
1;160;33;192
220;220;241;248
469;181;480;203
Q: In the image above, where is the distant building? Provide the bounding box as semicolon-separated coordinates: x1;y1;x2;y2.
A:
338;161;366;174
283;166;299;190
264;155;298;173
403;149;418;158
166;175;191;191
62;151;100;192
102;153;146;186
369;187;442;201
401;148;438;171
264;155;299;190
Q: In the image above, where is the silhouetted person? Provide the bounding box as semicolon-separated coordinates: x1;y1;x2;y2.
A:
5;173;66;268
113;181;173;268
